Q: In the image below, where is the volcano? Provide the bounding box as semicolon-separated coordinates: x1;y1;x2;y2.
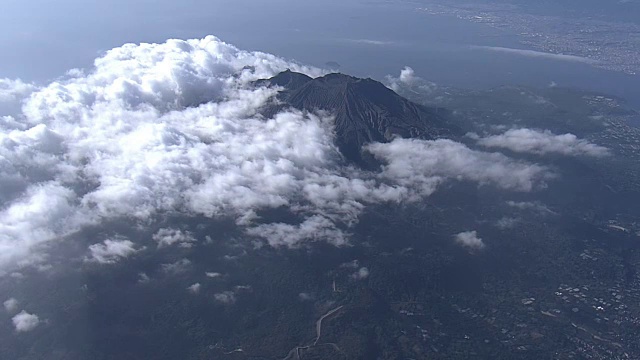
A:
257;70;459;165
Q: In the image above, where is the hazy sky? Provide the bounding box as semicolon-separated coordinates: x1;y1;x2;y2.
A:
0;0;525;82
2;0;639;103
0;0;353;81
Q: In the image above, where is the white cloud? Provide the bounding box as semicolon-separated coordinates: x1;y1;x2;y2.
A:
0;36;325;272
0;78;38;119
0;182;82;269
367;138;551;195
187;283;201;294
495;217;520;229
161;258;192;274
138;272;151;283
153;228;196;248
454;231;485;250
470;46;597;64
214;291;236;304
205;272;223;278
298;292;314;301
246;215;349;248
506;201;556;215
477;129;609;157
398;67;418;86
342;38;395;46
340;260;360;269
12;310;40;332
86;239;141;264
0;36;555;273
385;66;436;93
350;267;370;280
3;298;19;313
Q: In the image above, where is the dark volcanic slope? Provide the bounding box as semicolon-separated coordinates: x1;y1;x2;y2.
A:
258;70;459;164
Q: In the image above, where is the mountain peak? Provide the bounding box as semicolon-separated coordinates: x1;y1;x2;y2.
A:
258;71;458;165
254;69;312;91
317;72;359;82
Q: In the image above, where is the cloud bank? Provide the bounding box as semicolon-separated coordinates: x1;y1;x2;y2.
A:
476;129;609;157
0;36;553;273
0;36;325;271
367;138;551;195
0;78;37;118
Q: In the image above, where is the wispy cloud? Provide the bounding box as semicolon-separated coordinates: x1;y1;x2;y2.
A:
470;46;598;64
187;283;201;294
153;228;196;248
367;138;552;195
341;38;396;46
214;291;236;304
3;297;19;313
350;267;370;280
506;201;556;215
475;129;609;157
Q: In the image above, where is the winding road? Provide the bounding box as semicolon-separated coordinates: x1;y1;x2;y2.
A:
280;305;345;360
314;305;344;345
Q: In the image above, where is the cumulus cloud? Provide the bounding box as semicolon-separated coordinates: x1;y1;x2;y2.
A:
385;66;436;93
3;298;19;313
161;258;192;275
0;36;325;272
476;129;609;157
0;36;554;273
0;183;84;268
0;78;38;119
350;267;370;280
454;231;485;250
187;283;201;294
495;217;520;229
367;138;552;195
12;310;40;332
246;215;349;248
214;291;236;304
138;272;151;283
205;272;223;278
153;228;196;248
86;239;142;264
